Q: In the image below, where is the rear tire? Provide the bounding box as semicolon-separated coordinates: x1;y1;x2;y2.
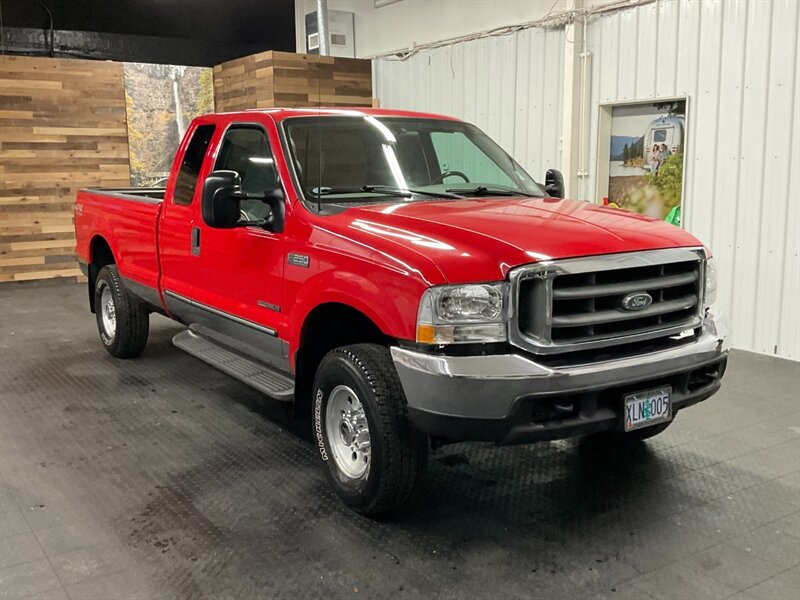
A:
312;344;428;516
94;265;149;358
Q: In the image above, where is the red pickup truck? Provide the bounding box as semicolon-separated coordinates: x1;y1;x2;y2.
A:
74;108;729;514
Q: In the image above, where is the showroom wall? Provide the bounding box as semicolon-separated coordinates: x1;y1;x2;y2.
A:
213;51;372;112
582;0;799;360
294;0;578;57
374;27;565;186
0;51;372;284
0;56;130;282
368;0;798;360
2;1;296;66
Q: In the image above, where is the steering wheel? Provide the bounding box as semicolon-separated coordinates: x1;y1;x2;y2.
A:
432;170;470;184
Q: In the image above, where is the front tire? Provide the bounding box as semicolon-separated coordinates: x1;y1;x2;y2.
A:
94;265;149;358
312;344;428;515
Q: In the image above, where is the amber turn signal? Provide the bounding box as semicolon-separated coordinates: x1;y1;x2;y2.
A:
416;324;435;344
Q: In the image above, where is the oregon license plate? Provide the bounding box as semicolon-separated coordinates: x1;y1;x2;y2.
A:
624;386;672;432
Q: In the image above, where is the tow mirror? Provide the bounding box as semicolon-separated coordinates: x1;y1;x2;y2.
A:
259;184;285;233
202;170;286;232
544;169;565;199
202;170;241;228
234;183;285;233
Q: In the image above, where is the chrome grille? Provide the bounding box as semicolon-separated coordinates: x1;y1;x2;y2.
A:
510;248;706;355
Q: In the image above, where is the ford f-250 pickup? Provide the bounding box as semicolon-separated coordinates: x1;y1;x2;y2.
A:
74;108;729;515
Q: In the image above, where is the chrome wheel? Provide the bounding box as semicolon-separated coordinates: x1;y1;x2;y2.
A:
100;284;116;341
325;384;371;479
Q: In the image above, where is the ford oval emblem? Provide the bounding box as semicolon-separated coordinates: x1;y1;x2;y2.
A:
621;292;653;311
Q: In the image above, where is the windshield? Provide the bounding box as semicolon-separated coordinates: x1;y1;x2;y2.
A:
283;116;545;205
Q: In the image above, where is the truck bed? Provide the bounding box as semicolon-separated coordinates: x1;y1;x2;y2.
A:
81;187;166;202
74;187;166;298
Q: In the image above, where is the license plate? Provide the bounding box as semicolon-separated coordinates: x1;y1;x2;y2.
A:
624;386;671;432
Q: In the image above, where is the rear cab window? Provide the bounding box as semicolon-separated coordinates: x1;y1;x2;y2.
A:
173;124;216;205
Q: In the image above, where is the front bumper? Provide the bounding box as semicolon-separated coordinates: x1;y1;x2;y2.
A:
391;310;730;445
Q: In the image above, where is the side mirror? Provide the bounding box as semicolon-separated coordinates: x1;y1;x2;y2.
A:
544;169;565;199
202;170;241;228
259;184;285;233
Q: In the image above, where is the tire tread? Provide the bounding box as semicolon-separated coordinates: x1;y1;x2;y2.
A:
322;344;427;515
96;265;149;359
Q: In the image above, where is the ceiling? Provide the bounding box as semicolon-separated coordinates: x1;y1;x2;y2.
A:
1;0;296;49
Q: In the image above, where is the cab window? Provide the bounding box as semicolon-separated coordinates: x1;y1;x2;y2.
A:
429;130;515;187
173;124;215;206
215;126;278;221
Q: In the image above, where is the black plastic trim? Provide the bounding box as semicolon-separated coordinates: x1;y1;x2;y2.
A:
163;290;277;336
408;357;727;446
120;277;163;312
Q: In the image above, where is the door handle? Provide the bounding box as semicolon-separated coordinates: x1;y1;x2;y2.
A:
191;227;200;256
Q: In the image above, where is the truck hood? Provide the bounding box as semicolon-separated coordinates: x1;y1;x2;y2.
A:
329;197;702;284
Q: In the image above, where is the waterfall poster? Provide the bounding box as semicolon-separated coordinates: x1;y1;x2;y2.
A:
123;63;214;187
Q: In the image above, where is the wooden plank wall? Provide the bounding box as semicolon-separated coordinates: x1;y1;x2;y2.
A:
213;51;372;112
0;56;130;283
0;51;366;283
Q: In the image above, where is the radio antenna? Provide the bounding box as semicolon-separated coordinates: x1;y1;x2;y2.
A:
315;0;330;213
317;54;322;213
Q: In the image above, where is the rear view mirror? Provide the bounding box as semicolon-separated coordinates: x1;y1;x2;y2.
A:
544;169;565;199
202;170;241;228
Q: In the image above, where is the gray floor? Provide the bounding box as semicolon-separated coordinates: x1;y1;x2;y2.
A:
1;281;798;600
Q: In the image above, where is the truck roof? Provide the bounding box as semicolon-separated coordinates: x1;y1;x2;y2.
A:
211;107;463;123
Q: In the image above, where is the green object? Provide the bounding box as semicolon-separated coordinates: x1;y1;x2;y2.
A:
665;205;681;226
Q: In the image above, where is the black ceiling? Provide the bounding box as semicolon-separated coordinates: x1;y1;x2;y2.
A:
1;0;297;64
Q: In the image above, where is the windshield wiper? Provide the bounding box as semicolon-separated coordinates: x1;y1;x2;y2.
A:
445;185;538;198
369;185;463;199
309;185;462;202
308;185;413;202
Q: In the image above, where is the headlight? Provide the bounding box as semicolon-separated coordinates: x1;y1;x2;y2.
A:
416;283;507;344
704;257;717;308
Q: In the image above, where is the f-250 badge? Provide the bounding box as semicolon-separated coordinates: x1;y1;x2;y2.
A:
287;253;310;268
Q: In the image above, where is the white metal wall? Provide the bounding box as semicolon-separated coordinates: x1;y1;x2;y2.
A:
585;0;800;359
373;0;799;360
373;26;565;184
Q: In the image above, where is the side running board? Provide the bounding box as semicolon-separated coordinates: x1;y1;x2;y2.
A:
172;330;294;401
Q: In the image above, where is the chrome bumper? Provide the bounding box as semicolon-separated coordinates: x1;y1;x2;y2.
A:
391;310;730;422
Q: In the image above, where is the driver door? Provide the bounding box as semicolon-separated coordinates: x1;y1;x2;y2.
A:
193;124;286;366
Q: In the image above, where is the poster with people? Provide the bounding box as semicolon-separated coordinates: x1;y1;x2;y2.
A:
606;100;686;224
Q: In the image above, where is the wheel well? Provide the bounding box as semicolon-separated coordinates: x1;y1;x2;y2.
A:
88;236;115;313
294;303;390;417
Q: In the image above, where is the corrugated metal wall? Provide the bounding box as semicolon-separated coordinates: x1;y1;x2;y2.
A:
373;0;799;360
585;0;800;359
373;26;565;183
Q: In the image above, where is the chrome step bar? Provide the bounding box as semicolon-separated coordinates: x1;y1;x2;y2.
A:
172;330;294;401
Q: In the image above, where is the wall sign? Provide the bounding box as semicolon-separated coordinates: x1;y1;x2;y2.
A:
595;98;688;226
